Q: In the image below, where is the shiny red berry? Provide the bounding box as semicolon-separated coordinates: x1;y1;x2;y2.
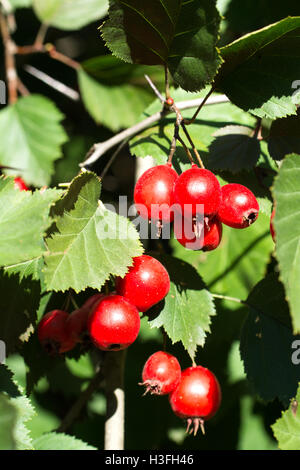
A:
115;255;170;312
134;163;178;223
173;165;221;218
38;310;75;354
87;294;140;351
140;351;181;395
14;177;29;191
174;216;223;251
169;365;222;435
270;208;276;242
218;183;259;229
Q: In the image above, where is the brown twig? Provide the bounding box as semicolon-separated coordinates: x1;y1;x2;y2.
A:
0;11;18;104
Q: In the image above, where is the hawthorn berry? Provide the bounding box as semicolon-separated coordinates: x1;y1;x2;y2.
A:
140;351;181;395
218;183;259;229
65;307;91;344
87;294;140;351
14;177;29;191
173;165;221;219
169;365;222;435
174;216;223;251
270;208;276;242
115;255;170;312
38;310;76;355
134;163;178;223
82;293;105;311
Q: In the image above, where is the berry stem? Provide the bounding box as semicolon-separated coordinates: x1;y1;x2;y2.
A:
183;86;214;125
181;121;205;169
104;350;126;450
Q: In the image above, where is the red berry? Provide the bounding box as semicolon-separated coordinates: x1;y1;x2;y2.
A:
169;365;222;435
174;216;223;251
140;351;181;395
115;255;170;312
218;183;259;229
65;307;91;344
87;294;140;351
173;165;221;218
134;163;178;223
38;310;75;354
270;208;276;242
82;293;105;311
14;177;29;191
166;97;174;106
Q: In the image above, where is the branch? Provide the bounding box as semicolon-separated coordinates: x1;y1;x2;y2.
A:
104;350;126;451
81;94;229;168
0;10;18;104
24;65;80;101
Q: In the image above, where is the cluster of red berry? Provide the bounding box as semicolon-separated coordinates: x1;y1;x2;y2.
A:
37;254;170;354
134;162;260;250
140;351;221;435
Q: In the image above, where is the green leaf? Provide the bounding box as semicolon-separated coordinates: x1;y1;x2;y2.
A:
78;68;153;131
217;17;300;119
33;0;108;30
272;383;300;450
44;171;143;292
0;394;17;450
11;395;35;450
272;153;300;333
33;432;96;450
0;271;40;354
0;177;62;269
101;0;222;92
147;254;215;361
9;0;32;8
240;274;300;404
208;125;261;172
82;54;164;87
0;95;68;187
0;366;35;450
267;113;300;161
172;211;273;300
130;89;257;172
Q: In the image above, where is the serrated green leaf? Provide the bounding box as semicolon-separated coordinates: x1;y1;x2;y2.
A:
0;271;40;354
102;0;222;92
268;113;300;161
0;365;21;398
44;171;143;292
11;395;35;450
0;393;17;450
147;254;215;360
172;211;273;300
217;17;300;119
272;153;300;333
78;68;153;131
0;95;68;187
33;0;108;30
272;383;300;450
0;177;62;269
33;432;96;450
208;125;261;172
130;89;257;172
240;274;300;404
